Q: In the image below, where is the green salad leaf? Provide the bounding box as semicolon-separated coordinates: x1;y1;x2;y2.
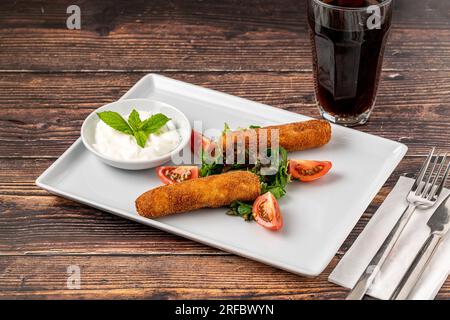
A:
227;201;254;221
260;147;290;199
199;150;224;177
199;124;291;220
222;122;231;135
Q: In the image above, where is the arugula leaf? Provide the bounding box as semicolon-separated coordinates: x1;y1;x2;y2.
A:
200;162;223;177
97;111;133;135
260;147;290;199
140;113;170;135
198;124;291;221
200;144;290;198
128;109;142;132
200;151;224;177
227;201;253;221
277;147;289;188
262;185;285;199
222;122;231;135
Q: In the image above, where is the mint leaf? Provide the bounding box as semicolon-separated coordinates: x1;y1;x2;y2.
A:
97;111;133;135
128;109;142;132
140;113;170;135
97;110;172;149
134;130;148;148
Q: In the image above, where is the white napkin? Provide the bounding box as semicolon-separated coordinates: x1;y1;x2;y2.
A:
329;176;450;300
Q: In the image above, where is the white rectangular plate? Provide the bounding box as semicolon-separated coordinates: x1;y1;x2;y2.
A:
36;74;407;276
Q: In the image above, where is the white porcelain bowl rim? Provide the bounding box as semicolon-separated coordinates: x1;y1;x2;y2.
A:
81;98;191;164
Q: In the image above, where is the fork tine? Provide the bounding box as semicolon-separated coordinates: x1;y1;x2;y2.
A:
413;147;435;194
424;153;447;199
419;152;441;197
427;156;450;201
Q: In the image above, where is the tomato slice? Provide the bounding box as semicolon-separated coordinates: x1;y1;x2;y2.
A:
157;166;199;185
288;160;332;182
190;130;215;156
252;192;283;231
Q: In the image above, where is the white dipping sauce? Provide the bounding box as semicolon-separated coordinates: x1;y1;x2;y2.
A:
93;110;180;161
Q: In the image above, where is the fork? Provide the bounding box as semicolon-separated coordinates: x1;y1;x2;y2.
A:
346;148;449;300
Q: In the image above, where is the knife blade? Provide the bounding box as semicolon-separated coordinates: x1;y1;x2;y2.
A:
427;194;450;234
391;193;450;300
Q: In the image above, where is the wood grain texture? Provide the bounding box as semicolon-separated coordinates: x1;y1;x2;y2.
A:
0;255;448;300
0;0;450;71
0;0;449;300
0;71;449;158
0;156;424;257
0;255;346;300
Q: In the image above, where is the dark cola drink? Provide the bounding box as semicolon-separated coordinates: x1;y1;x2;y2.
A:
307;0;393;126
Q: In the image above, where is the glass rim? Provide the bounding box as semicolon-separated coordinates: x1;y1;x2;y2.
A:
312;0;393;12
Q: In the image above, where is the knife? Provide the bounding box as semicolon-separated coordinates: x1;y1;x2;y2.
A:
390;193;450;300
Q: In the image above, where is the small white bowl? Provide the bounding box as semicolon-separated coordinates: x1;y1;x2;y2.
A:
81;99;191;170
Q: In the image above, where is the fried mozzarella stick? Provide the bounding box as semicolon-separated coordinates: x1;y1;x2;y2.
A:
136;171;261;218
221;119;331;152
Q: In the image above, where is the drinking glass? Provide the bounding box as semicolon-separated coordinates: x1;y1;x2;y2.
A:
307;0;393;126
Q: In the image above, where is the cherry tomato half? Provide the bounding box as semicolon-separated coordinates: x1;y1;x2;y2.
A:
190;130;216;156
252;192;283;231
157;166;199;185
288;160;332;182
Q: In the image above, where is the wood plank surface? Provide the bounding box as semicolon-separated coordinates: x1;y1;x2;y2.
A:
0;255;448;300
0;255;347;300
0;156;425;258
0;71;449;158
0;0;450;71
0;0;449;300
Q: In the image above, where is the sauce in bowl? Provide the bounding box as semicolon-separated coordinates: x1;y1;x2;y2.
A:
93;110;180;161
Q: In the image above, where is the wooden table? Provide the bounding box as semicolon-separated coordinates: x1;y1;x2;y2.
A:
1;0;449;300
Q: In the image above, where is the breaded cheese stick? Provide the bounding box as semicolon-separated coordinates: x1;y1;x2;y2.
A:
136;171;261;218
221;119;331;152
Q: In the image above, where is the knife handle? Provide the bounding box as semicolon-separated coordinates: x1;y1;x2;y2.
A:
391;233;441;300
346;204;417;300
